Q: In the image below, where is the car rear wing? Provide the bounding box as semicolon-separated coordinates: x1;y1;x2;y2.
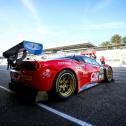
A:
3;40;43;58
3;40;43;67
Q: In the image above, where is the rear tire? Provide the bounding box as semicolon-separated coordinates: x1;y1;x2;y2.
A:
49;69;77;100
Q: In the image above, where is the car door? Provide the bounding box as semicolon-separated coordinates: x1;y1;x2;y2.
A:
72;56;89;85
90;58;102;82
82;56;101;83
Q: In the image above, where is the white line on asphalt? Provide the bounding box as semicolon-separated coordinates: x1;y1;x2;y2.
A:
0;85;93;126
0;85;14;94
0;69;9;71
37;103;93;126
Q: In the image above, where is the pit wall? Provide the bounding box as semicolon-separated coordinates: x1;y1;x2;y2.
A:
45;49;126;67
96;49;126;67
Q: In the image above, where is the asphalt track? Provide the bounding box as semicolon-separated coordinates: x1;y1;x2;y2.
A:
0;65;126;126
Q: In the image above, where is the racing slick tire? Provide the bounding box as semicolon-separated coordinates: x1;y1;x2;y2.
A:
48;69;77;100
104;67;113;82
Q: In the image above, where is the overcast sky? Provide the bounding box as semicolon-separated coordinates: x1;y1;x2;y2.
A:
0;0;126;56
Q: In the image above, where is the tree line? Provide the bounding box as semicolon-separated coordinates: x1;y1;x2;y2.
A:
100;34;126;48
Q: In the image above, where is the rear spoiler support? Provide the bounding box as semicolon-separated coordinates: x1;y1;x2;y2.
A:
3;40;43;65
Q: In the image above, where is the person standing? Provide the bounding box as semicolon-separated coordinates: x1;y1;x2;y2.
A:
100;56;105;65
7;57;11;70
7;56;15;70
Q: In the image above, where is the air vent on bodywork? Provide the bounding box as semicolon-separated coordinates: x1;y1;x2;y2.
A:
21;61;40;71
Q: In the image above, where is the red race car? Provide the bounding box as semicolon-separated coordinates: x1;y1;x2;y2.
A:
9;55;113;100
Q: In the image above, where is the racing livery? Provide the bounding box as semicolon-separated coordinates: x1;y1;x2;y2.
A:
9;55;113;100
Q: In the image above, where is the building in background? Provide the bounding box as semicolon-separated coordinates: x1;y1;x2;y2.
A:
1;41;126;67
44;42;96;57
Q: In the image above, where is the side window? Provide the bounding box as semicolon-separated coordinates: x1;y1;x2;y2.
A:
82;56;92;64
90;58;101;66
82;56;100;66
72;56;82;62
74;58;80;62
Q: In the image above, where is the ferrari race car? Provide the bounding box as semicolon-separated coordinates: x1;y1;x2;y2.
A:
9;55;113;100
3;41;113;100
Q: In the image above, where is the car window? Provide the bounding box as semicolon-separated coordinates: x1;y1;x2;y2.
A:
82;56;92;64
82;56;100;66
91;58;101;66
73;56;83;62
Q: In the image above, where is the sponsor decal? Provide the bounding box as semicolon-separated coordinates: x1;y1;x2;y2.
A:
42;69;51;77
91;68;104;82
76;66;81;70
58;62;71;65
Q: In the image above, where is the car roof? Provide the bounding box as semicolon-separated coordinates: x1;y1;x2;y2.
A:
59;55;87;59
45;55;92;62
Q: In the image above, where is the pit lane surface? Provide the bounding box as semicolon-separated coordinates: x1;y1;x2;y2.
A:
0;65;126;126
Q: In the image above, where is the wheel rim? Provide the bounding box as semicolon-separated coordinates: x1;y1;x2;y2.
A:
107;67;113;81
56;73;75;97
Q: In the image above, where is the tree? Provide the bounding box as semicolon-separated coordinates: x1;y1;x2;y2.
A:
122;36;126;43
111;34;121;45
100;41;111;48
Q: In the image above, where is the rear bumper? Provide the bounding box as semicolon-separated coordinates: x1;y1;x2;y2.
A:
9;81;38;102
9;81;37;93
10;70;53;91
